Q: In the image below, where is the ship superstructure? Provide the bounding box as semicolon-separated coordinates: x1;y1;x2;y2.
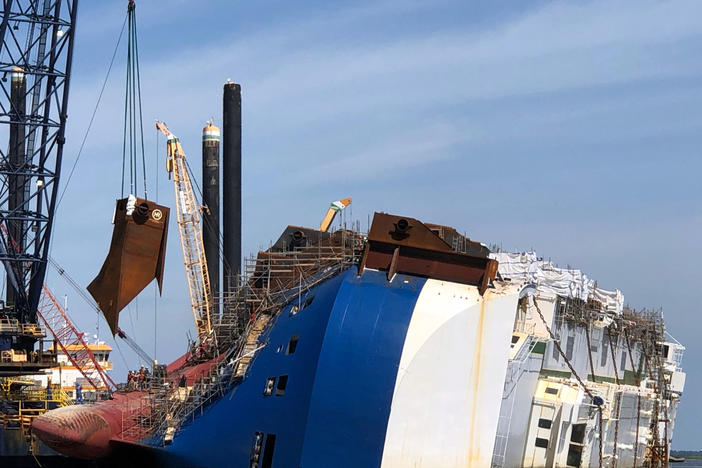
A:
490;252;684;468
34;341;113;402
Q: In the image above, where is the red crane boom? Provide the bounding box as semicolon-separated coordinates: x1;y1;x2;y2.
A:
37;285;117;393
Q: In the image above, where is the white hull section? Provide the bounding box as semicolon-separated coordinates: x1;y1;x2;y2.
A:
381;279;520;468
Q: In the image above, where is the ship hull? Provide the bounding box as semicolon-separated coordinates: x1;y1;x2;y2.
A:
30;219;685;468
163;266;520;468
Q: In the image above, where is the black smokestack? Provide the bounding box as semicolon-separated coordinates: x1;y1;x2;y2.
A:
202;121;220;304
222;81;241;290
7;67;26;308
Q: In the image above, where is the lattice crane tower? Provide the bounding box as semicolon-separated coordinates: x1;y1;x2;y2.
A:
0;0;78;374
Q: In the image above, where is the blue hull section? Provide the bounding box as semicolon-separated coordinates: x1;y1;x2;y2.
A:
300;270;423;467
165;267;425;468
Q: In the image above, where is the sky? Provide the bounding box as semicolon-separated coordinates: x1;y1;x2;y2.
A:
31;0;702;449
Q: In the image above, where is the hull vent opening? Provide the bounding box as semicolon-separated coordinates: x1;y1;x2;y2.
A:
286;335;299;355
275;375;288;396
262;434;276;468
263;377;275;396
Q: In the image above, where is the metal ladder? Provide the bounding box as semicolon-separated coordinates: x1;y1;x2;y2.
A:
492;335;538;468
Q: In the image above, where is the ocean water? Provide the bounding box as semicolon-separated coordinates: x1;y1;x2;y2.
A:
679;460;702;467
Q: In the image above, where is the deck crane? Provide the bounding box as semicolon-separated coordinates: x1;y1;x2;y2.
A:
37;285;117;394
155;122;214;347
319;198;352;232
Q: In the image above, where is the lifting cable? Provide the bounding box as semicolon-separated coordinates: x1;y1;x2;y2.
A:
154;128;159;358
117;0;156;368
608;330;621;385
584;324;597;383
182;157;228;273
533;298;595;398
160;129;230;295
183;156;233;281
583;323;605;467
48;256;154;368
56;16;128;209
583;321;604;468
121;0;148;199
532;297;603;468
624;328;642;468
608;329;622;468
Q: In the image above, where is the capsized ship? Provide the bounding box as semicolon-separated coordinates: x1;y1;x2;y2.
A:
32;213;685;468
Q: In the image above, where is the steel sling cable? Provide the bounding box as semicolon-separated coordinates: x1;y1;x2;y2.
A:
184;156;232;278
533;298;595;399
532;297;603;468
132;2;147;199
57;15;128;209
598;410;604;468
583;322;604;468
584;324;597;382
624;328;642;468
121;0;147;198
608;330;622;468
121;4;130;197
608;330;621;384
153;127;159;360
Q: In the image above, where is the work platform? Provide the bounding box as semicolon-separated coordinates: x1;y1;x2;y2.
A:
0;316;56;376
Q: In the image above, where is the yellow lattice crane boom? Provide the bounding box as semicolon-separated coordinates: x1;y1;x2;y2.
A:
156;121;213;344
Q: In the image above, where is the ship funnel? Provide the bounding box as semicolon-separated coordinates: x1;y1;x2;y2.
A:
222;82;241;290
202;121;220;304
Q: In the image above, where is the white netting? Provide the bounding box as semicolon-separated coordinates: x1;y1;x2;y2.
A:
490;251;624;315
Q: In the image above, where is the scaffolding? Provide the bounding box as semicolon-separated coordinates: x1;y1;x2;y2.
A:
555;297;672;468
523;286;673;468
116;229;362;446
214;229;362;351
0;377;70;452
621;307;670;468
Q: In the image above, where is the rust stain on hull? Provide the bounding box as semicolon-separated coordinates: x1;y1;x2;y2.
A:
467;293;488;467
88;197;169;335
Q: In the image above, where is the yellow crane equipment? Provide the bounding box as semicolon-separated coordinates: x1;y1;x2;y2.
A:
155;121;213;344
319;198;352;232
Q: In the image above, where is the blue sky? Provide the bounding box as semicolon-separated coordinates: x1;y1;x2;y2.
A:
40;0;701;448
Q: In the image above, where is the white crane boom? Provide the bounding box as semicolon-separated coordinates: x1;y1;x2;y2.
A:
155;121;213;344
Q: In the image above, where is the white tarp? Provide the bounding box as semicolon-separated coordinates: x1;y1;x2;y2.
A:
490;251;624;315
